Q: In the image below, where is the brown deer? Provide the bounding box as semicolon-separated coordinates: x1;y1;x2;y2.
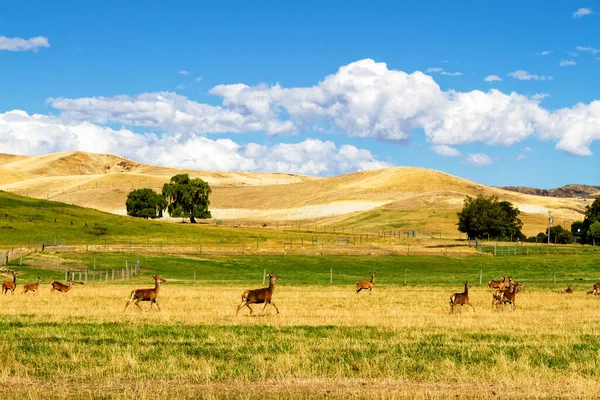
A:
487;275;509;291
124;275;166;311
236;273;280;315
2;272;16;294
560;284;573;294
50;280;84;293
591;282;600;295
22;277;41;294
495;281;524;311
356;273;375;294
449;282;474;313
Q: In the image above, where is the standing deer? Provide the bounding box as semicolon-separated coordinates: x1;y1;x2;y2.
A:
356;273;375;294
50;280;84;293
487;275;509;291
449;282;474;313
22;277;41;294
2;272;16;294
236;273;280;315
495;281;524;311
124;275;166;311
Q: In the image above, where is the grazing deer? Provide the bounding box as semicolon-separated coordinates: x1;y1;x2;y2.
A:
50;280;84;293
356;273;375;294
124;275;166;311
449;282;474;313
2;272;16;294
560;284;573;294
22;277;41;294
487;275;509;292
236;273;280;315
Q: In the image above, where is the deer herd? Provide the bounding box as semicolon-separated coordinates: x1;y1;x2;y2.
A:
1;268;600;315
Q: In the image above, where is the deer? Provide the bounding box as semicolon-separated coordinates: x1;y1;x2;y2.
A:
22;277;41;294
591;282;600;295
236;273;280;316
449;282;474;313
487;275;509;292
2;272;16;294
560;284;573;295
124;275;166;311
495;281;524;311
356;273;375;294
50;279;84;293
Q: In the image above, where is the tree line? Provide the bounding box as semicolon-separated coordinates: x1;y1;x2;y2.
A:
457;195;600;245
125;174;212;223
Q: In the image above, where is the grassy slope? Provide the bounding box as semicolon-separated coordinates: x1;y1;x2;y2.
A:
0;191;348;247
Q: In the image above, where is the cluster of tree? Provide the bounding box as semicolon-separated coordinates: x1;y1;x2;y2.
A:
525;225;573;244
457;195;524;241
570;198;600;245
125;174;212;223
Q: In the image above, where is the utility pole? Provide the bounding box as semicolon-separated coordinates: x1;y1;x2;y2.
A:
547;211;553;247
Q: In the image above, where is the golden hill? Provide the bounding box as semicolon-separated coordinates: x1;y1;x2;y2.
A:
0;151;588;236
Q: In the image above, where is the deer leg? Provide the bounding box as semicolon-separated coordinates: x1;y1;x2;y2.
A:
467;302;475;311
246;304;253;314
259;301;269;316
356;287;362;294
236;302;245;315
154;299;161;311
270;301;280;314
135;299;143;311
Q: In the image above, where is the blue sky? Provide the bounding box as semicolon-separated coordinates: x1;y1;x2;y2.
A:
0;1;599;188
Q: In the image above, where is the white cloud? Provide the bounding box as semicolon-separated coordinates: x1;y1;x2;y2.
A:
535;50;552;56
0;36;50;52
462;153;495;167
573;8;593;18
0;110;391;175
47;59;600;157
50;92;296;135
178;70;190;75
484;75;502;82
508;70;553;81
428;67;461;76
430;145;461;157
523;146;532;152
560;60;577;67
516;154;527;160
576;46;599;55
194;76;203;82
441;71;462;76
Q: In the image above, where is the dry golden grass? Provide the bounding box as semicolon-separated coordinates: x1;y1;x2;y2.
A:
1;283;600;398
0;151;588;237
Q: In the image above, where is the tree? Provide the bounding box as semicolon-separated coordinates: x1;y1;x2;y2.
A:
549;225;574;244
457;195;523;241
589;221;600;246
582;198;600;244
126;188;167;219
162;174;212;223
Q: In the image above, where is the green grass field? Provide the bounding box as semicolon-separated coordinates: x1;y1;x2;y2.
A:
2;251;600;398
3;192;600;398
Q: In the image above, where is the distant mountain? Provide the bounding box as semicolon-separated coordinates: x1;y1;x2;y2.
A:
501;184;600;199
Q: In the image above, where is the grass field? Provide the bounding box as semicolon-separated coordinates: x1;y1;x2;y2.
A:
1;252;600;398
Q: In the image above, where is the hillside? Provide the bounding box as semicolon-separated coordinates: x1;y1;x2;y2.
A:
502;184;600;199
0;151;589;236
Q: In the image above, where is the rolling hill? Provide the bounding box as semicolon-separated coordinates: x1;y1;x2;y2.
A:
0;151;589;236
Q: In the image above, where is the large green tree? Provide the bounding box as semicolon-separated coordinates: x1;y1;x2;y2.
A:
162;174;212;223
126;188;167;219
589;221;600;246
457;195;523;240
582;198;600;244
